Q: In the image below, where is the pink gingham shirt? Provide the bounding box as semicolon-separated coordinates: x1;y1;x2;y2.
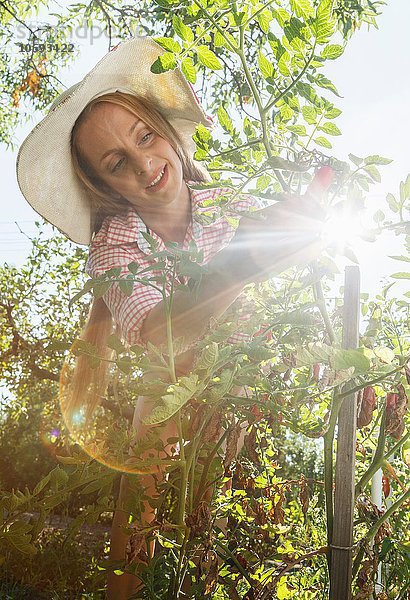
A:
86;185;260;346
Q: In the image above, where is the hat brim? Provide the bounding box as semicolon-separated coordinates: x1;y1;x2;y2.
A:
16;37;211;245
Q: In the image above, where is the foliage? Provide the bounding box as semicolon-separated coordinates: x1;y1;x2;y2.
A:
0;0;409;598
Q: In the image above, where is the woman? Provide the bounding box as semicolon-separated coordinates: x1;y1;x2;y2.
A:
17;37;328;598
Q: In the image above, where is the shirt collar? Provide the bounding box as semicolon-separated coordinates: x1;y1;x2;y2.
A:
96;183;207;251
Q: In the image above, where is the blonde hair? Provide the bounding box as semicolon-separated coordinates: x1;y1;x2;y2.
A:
64;92;206;422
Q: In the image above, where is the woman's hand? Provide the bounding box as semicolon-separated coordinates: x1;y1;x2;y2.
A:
227;167;333;282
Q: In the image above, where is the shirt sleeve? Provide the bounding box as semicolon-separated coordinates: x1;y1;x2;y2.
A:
86;244;163;346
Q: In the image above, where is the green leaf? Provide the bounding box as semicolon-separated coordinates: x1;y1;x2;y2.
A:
154;37;181;53
288;124;307;136
144;374;201;424
214;30;225;47
391;272;410;279
302;105;317;124
290;0;314;19
194;123;212;144
33;473;51;496
117;356;132;374
314;74;341;96
364;154;393;165
364;164;381;183
373;209;386;223
127;261;139;274
389;255;410;263
313;0;336;44
272;7;292;29
195;342;219;372
386;193;399;213
196;46;222;70
141;231;159;251
278;51;291;76
325;106;342;119
315;136;332;149
319;121;341;136
257;9;272;33
404;173;410;198
332;349;370;373
93;280;112;299
256;173;271;191
208;368;236;401
118;279;134;296
279;103;294;121
150;52;177;74
321;44;344;60
172;15;194;42
258;51;274;79
218;106;234;134
374;346;395;364
402;439;410;468
348;153;363;167
107;334;126;354
181;57;197;83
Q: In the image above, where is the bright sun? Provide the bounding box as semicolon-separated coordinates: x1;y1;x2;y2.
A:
321;206;366;251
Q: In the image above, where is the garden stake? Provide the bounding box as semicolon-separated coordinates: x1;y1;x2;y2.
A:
330;266;360;600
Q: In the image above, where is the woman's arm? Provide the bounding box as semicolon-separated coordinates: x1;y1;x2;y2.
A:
140;194;325;351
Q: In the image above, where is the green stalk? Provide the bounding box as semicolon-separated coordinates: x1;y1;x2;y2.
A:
335;360;409;401
214;538;255;587
169;412;189;598
211;137;263;158
191;0;238;52
237;27;269;154
236;25;287;189
323;392;344;567
355;404;386;498
176;412;187;541
194;429;229;506
352;486;410;579
264;42;317;113
165;260;177;384
305;113;325;151
312;264;336;344
385;429;410;461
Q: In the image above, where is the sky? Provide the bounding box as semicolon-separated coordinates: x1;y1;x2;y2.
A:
1;1;409;297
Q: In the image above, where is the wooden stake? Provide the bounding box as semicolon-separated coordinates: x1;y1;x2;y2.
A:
330;266;360;600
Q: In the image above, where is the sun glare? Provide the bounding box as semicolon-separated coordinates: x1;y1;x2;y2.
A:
321;206;365;251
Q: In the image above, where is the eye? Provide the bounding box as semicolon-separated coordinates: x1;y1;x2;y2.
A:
111;157;125;173
139;131;153;144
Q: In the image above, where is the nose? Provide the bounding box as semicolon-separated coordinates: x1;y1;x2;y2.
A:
131;150;152;176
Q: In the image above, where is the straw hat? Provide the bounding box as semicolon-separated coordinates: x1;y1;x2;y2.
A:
16;36;212;245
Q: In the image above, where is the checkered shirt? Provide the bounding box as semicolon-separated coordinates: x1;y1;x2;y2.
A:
86;185;261;347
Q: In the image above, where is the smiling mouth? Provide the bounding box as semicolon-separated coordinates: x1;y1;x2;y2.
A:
147;167;165;189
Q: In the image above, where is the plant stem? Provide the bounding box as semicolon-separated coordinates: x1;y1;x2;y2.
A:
323;392;344;568
334;360;409;401
355;404;386;498
385;429;410;461
264;42;317;112
214;538;255;587
312;264;336;344
352;486;410;579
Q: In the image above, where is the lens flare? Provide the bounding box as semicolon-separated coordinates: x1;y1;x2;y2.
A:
59;353;173;475
321;206;365;251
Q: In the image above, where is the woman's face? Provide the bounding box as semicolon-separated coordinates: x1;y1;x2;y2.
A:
75;102;187;216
